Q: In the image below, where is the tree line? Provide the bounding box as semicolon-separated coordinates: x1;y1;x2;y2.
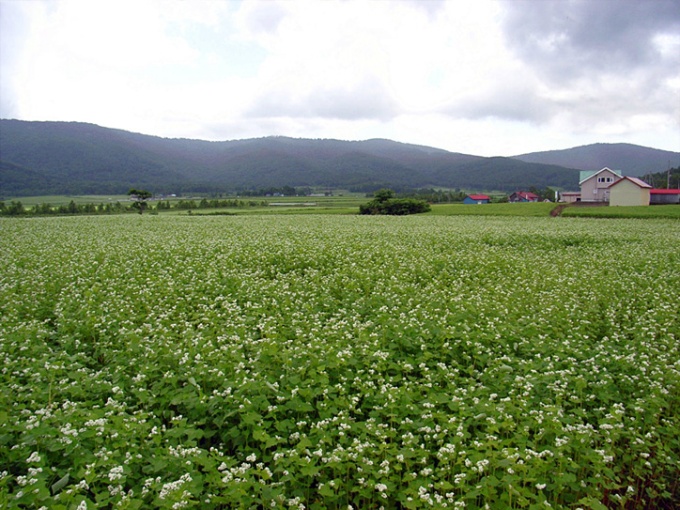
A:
0;197;269;217
0;200;128;216
643;166;680;189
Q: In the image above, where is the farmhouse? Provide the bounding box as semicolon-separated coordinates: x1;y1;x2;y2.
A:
578;167;622;203
608;176;652;206
509;191;539;202
571;167;678;206
463;194;490;204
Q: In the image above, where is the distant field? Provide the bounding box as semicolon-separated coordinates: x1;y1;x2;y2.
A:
241;194;367;214
561;204;680;219
183;201;680;219
189;206;360;216
5;195;131;206
6;194;679;219
6;193;368;212
429;202;555;216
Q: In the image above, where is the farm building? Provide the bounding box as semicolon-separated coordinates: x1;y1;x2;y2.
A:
559;192;581;203
463;194;490;204
578;167;622;203
509;191;539;202
608;177;652;206
650;189;680;205
568;167;672;206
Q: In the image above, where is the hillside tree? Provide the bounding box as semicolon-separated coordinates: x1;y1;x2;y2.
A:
128;189;152;214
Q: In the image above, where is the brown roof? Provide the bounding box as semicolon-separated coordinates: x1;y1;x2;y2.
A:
608;176;652;189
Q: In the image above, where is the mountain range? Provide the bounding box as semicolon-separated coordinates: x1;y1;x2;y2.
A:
1;119;677;196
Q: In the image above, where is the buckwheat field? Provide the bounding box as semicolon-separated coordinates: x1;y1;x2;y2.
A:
1;215;678;509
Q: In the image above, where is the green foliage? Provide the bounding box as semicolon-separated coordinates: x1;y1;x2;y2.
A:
128;189;152;214
373;188;396;202
1;215;679;509
0;201;25;215
360;189;431;215
528;186;556;202
643;166;680;189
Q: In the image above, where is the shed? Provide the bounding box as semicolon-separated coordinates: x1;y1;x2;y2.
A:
650;189;680;205
608;177;651;206
559;192;581;203
464;194;490;204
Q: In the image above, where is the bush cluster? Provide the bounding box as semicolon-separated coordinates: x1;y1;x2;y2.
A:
359;189;431;215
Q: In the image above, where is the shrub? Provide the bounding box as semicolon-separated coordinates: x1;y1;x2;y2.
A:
360;189;430;215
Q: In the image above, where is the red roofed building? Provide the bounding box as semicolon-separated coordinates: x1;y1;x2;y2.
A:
650;188;680;205
463;194;490;204
574;167;675;206
509;191;539;203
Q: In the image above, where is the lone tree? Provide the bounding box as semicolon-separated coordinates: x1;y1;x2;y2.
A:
128;189;152;214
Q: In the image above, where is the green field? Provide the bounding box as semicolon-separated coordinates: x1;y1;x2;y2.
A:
3;195;133;206
561;204;680;219
428;203;557;217
6;194;680;219
1;215;679;509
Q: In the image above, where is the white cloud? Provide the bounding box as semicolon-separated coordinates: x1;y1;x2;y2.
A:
1;0;678;156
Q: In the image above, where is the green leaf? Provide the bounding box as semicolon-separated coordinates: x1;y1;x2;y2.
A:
51;473;70;494
318;484;335;497
577;496;609;510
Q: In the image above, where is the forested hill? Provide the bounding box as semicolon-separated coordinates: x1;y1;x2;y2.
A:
513;143;680;176
2;119;582;195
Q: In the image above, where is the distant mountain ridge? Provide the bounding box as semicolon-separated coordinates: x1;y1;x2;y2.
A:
513;143;679;176
0;119;674;196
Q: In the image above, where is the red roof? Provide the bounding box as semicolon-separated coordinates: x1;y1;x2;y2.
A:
650;189;680;195
468;194;490;200
516;191;538;199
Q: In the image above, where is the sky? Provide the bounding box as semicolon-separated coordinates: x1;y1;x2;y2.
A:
1;0;679;157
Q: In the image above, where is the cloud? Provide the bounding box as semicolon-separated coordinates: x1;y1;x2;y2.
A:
403;0;447;18
236;0;288;38
1;0;677;156
0;2;33;117
501;0;680;81
468;0;680;138
246;75;399;121
238;0;511;124
234;0;405;122
449;79;554;123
